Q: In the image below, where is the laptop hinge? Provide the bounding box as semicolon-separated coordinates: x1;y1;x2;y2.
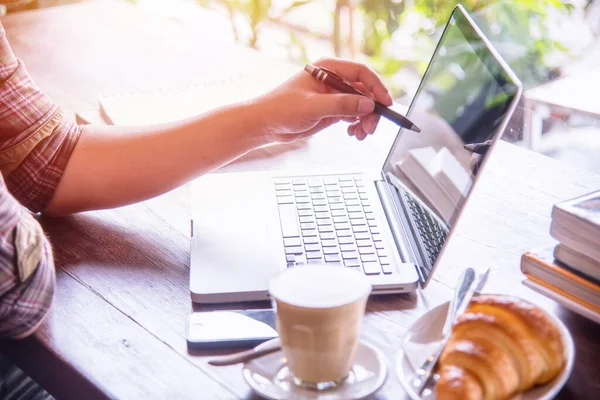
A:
374;180;426;287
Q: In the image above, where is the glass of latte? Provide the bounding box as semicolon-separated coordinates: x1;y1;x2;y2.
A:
269;264;371;390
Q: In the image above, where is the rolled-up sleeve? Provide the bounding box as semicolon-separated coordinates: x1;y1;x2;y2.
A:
0;22;82;212
0;174;55;339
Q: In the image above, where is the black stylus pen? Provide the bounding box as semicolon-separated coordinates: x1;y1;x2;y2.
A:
304;64;421;133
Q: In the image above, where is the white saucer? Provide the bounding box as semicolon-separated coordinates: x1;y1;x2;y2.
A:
242;338;388;400
396;300;575;400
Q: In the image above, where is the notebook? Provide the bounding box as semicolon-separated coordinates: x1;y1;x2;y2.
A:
521;246;600;323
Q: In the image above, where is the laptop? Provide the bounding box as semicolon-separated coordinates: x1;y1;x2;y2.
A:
189;5;523;303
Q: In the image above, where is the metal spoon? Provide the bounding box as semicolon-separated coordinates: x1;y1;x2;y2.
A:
208;343;282;366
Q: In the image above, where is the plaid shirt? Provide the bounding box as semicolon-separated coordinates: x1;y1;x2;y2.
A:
0;22;81;338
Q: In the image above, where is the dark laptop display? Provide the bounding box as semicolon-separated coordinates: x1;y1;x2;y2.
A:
381;9;521;281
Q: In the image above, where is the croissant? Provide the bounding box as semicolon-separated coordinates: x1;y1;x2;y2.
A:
436;295;565;400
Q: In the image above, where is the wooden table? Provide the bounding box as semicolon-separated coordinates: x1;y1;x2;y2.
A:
1;2;599;399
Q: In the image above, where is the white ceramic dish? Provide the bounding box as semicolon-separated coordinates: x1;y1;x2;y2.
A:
396;300;575;400
242;338;387;400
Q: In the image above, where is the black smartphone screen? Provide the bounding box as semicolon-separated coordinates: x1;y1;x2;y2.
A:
187;309;277;349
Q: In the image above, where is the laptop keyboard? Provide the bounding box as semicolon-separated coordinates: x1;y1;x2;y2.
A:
403;191;448;266
275;176;392;275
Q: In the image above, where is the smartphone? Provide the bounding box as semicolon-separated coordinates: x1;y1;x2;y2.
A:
186;309;278;349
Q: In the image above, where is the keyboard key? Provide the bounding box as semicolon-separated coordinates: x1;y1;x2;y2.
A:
361;200;371;207
374;241;385;249
285;246;304;255
297;203;312;210
372;233;383;241
365;212;376;220
341;187;356;194
305;244;321;252
308;178;323;187
329;202;344;209
357;187;367;194
331;210;346;217
293;189;309;197
317;219;332;226
320;232;336;240
381;263;393;274
284;238;302;247
300;222;316;230
362;262;381;275
335;222;350;231
299;216;314;224
344;193;358;200
325;254;341;263
370;227;381;234
286;255;295;262
379;256;390;265
361;254;378;262
315;211;330;219
327;190;342;197
364;206;374;213
377;249;388;257
356;239;373;247
355;179;364;187
278;204;299;238
277;196;294;205
342;251;359;259
349;213;364;220
304;236;319;244
308;259;324;264
368;220;377;227
302;229;318;237
312;193;326;200
347;206;362;213
354;232;371;240
298;209;313;217
295;197;311;204
323;177;338;185
337;230;352;237
333;216;348;224
350;219;366;226
318;225;334;233
323;247;339;255
274;178;292;185
344;259;361;268
310;187;325;194
322;239;337;247
340;244;356;252
338;237;354;245
359;246;376;255
306;250;323;259
353;225;369;233
340;181;354;188
293;178;307;185
313;199;327;206
339;176;353;182
360;194;369;200
345;199;361;206
276;188;293;196
314;206;329;212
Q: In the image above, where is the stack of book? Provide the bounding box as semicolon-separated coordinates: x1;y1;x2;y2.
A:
521;191;600;324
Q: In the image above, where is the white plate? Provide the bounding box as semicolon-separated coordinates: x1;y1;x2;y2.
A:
242;338;387;400
396;300;575;400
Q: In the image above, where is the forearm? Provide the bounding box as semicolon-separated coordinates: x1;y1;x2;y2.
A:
46;100;268;215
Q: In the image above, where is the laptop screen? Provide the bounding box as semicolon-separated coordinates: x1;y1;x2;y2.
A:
381;7;521;280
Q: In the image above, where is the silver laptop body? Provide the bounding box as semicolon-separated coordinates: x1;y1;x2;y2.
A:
190;5;523;303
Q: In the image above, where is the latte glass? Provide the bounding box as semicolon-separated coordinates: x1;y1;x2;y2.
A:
269;264;371;390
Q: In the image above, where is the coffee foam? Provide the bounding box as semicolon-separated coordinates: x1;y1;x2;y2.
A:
269;264;371;308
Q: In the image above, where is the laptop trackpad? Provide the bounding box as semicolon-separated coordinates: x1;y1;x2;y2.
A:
190;173;284;302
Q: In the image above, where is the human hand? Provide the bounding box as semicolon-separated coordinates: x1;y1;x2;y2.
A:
254;58;393;144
